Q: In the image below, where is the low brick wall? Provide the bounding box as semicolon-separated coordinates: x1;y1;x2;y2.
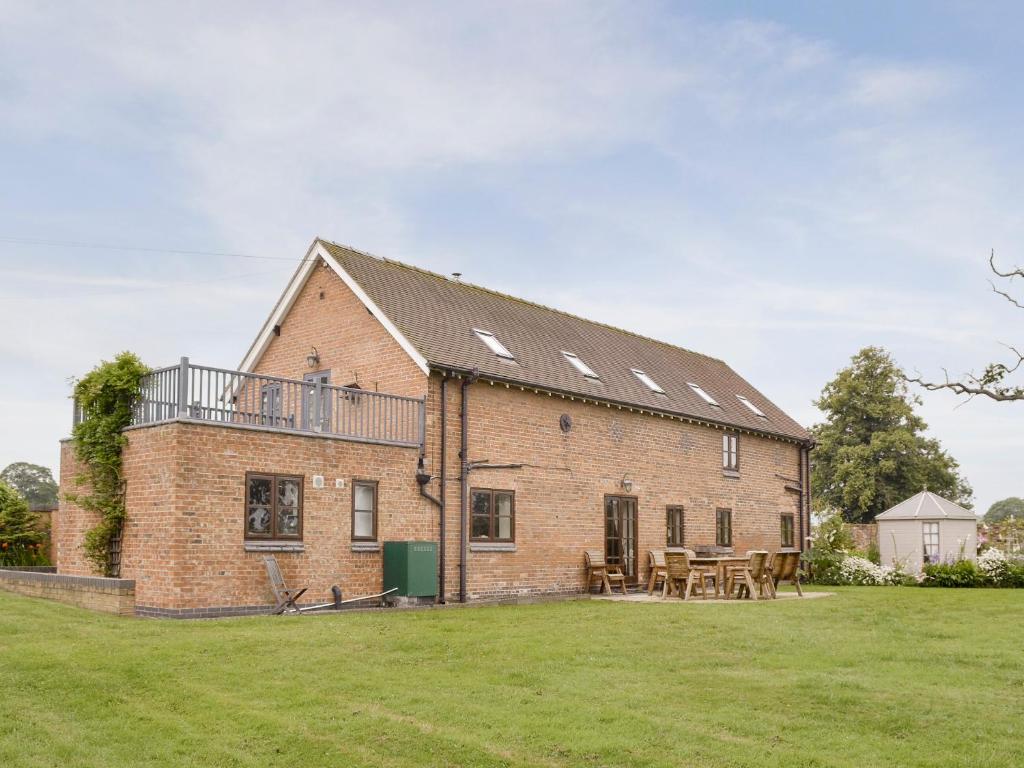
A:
0;568;135;616
849;523;878;552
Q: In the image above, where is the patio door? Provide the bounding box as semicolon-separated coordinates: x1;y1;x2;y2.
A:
605;495;638;583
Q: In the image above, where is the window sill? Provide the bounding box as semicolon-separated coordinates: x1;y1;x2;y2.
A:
351;542;381;553
470;542;516;552
244;541;304;553
722;469;740;480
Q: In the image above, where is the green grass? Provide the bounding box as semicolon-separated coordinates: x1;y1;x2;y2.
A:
1;588;1022;767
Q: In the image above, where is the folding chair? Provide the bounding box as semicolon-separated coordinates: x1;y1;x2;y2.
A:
263;555;307;614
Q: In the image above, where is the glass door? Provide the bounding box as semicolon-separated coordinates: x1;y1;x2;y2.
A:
303;371;332;431
605;495;638;583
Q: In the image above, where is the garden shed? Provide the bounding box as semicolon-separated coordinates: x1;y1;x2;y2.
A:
876;491;978;572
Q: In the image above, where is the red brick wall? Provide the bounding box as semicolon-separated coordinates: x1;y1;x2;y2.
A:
421;376;805;601
61;422;428;612
252;260;427;398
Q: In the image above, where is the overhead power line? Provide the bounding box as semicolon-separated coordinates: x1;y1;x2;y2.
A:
0;236;312;262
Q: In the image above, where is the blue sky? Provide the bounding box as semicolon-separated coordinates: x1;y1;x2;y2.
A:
1;1;1021;513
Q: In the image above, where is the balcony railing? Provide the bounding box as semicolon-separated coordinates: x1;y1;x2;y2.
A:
75;358;425;448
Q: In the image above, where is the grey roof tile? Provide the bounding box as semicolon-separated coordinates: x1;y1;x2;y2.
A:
322;240;810;443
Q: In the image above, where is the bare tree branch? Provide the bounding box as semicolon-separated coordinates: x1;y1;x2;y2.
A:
906;347;1024;402
990;248;1024;280
906;251;1023;402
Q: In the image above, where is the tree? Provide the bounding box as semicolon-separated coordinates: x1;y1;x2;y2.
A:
0;481;44;547
0;462;58;510
906;252;1023;401
985;497;1024;524
811;347;972;523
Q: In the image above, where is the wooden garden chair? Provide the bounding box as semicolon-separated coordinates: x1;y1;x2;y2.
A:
769;549;803;597
646;549;668;595
263;555;307;614
664;550;716;600
585;549;627;595
724;551;770;600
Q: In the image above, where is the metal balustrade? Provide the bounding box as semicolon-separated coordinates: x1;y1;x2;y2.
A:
72;358;425;448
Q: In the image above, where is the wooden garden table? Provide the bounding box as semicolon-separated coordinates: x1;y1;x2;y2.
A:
689;556;751;599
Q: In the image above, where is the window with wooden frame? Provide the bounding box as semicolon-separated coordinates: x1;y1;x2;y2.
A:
716;507;732;548
722;433;739;472
666;506;685;547
781;513;795;548
470;488;515;542
352;480;378;541
245;473;303;540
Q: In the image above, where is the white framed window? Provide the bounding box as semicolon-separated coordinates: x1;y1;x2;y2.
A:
688;382;719;407
473;328;514;359
631;368;665;394
562;351;599;379
922;522;940;564
736;395;766;417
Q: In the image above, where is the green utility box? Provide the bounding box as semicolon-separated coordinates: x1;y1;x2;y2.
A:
383;541;438;597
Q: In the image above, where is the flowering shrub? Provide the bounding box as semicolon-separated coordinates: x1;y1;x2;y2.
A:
978;548;1011;583
921;559;983;588
837;556;906;586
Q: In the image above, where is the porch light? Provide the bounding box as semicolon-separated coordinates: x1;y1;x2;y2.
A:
306;346;320;369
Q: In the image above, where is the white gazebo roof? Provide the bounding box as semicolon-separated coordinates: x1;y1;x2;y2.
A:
875;491;977;521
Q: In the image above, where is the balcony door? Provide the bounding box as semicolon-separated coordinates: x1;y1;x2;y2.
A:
303;371;332;431
605;495;638;583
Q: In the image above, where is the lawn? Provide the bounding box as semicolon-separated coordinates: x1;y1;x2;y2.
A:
0;588;1021;767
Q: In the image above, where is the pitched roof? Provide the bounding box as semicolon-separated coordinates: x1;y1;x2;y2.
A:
875;491;977;521
318;240;810;443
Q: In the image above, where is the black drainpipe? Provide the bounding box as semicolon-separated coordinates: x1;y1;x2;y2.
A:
415;375;450;604
439;374;449;603
459;369;479;603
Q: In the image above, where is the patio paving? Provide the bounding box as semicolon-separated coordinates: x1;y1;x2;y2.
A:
592;590;833;604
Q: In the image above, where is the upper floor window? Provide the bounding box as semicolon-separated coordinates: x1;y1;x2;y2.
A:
471;488;515;542
352;480;378;541
562;351;599;379
922;522;940;564
245;473;303;540
781;513;794;548
688;382;719;407
716;508;732;548
631;369;665;394
722;433;739;472
473;328;514;359
737;395;767;418
667;506;685;547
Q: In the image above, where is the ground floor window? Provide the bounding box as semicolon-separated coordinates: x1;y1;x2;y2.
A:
245;473;303;539
716;508;732;548
781;514;795;548
666;506;685;547
352;480;378;541
471;488;515;542
922;522;940;564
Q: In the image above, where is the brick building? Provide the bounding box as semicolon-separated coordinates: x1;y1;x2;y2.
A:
57;238;812;615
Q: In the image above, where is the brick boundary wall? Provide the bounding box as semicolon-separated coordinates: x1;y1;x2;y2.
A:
848;523;878;552
0;568;135;616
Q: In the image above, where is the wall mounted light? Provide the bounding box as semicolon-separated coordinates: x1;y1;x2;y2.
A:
621;474;633;493
306;346;320;369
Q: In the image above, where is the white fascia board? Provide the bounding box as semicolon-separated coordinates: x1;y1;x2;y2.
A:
238;239;430;377
238;238;321;373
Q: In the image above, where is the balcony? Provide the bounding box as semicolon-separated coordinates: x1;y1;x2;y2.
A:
74;358;425;448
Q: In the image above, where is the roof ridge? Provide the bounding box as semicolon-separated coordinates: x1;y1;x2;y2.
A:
318;237;726;366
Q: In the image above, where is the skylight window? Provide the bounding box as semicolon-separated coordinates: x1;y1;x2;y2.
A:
631;369;665;394
737;395;767;418
562;351;599;379
687;382;720;407
473;328;514;359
